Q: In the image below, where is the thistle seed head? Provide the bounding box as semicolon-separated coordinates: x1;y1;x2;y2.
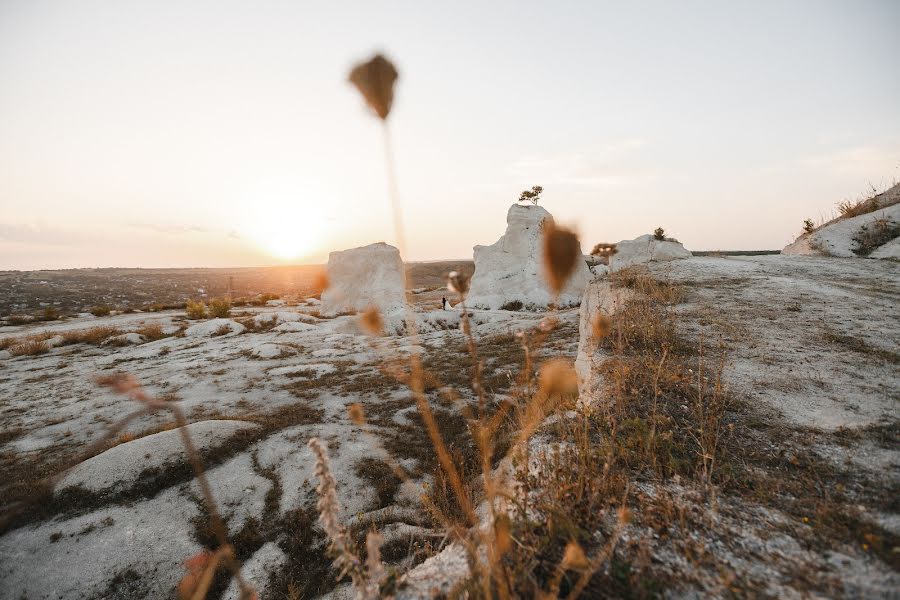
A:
348;54;398;121
542;220;581;295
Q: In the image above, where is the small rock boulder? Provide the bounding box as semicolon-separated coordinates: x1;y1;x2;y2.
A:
610;234;691;271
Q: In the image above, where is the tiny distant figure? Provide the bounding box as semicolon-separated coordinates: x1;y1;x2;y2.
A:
441;296;448;310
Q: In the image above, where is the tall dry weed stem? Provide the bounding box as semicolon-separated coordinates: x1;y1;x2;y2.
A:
308;437;388;599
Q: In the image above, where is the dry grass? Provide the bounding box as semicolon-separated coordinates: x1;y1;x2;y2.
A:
852;217;899;256
89;305;112;317
135;323;171;341
60;326;122;346
837;181;900;219
9;338;51;357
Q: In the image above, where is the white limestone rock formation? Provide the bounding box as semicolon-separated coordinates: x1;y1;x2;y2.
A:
782;200;900;258
609;234;692;271
870;236;900;260
320;242;406;317
575;280;632;408
465;204;591;310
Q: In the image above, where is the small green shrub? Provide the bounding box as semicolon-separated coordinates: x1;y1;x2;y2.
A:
185;300;207;320
803;219;815;234
208;298;231;318
90;305;111;317
518;185;543;206
653;227;666;241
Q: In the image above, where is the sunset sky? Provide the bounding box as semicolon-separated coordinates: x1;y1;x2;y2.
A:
1;0;898;270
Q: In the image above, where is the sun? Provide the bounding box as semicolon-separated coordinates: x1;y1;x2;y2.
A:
238;191;327;261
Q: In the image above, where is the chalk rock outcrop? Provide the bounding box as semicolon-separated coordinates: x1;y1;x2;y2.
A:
870;236;900;260
466;204;591;310
321;242;406;317
609;234;692;271
782;199;900;258
575;281;632;408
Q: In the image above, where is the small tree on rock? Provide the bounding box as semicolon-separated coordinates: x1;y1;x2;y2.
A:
518;185;543;206
803;219;815;234
653;227;666;241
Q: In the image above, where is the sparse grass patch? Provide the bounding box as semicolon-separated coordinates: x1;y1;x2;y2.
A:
60;326;122;346
89;305;111;317
239;315;278;333
354;457;403;509
852;217;899;256
500;300;524;311
9;338;51;357
135;323;170;341
821;327;900;364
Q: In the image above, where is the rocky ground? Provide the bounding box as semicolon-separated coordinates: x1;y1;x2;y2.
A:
0;255;897;599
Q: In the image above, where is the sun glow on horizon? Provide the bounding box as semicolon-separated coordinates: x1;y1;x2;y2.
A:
237;180;331;262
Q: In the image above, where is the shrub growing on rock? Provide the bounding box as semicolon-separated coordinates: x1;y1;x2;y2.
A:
518;185;543;206
853;217;900;256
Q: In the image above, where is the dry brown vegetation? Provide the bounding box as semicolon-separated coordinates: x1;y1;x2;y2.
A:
837;181;900;219
208;298;231;318
185;300;207;320
9;338;51;357
853;217;900;256
60;326;122;346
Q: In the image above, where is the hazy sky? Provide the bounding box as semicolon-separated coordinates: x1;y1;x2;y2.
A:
1;0;898;269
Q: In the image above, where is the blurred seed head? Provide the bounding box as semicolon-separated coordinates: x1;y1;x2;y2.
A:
348;54;398;121
494;514;512;555
96;372;139;395
542;220;581;295
359;306;384;336
538;358;578;399
561;542;588;569
539;315;558;332
447;270;470;296
348;403;365;426
592;314;612;339
314;270;330;293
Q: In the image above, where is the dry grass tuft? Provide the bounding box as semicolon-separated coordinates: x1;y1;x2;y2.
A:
852;217;899;256
60;326;122;346
135;323;170;341
9;338;51;357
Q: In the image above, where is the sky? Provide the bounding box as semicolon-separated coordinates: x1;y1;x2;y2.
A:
1;0;898;270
